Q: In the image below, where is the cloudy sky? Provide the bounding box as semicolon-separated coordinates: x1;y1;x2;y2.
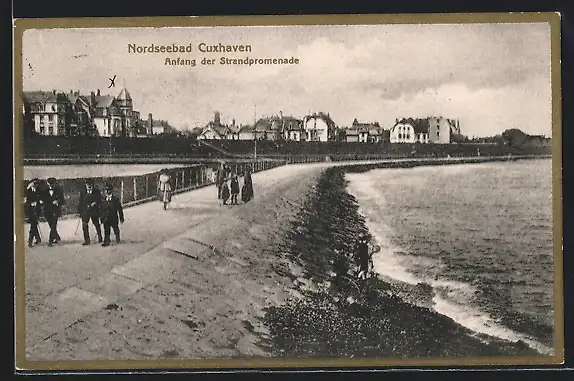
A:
22;23;552;137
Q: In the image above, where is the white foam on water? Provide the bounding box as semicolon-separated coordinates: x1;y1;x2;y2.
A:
346;171;554;356
432;293;554;355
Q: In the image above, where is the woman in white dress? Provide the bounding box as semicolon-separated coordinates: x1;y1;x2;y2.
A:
158;169;173;210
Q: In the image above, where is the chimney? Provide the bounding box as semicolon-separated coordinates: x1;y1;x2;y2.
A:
97;89;101;96
90;91;96;105
70;90;73;94
279;111;283;119
53;89;56;95
232;118;235;127
147;113;153;135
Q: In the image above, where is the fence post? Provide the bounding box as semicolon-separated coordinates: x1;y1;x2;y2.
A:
175;171;179;190
133;177;137;200
182;169;185;189
120;180;124;204
145;175;149;199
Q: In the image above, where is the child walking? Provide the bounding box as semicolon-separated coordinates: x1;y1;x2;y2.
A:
230;174;240;205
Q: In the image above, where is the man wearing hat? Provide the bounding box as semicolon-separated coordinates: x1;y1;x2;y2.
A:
100;183;124;246
41;177;66;246
24;178;43;247
78;178;103;245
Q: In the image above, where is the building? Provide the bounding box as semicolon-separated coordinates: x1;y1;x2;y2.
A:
66;91;95;136
428;116;457;144
197;112;233;140
90;88;139;137
253;117;274;140
390;118;423;144
303;112;337;142
238;125;256;140
278;113;305;141
390;117;460;144
345;119;385;143
145;113;177;136
23;87;148;137
22;90;70;136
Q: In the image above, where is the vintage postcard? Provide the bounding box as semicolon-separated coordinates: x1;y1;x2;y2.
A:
13;13;562;371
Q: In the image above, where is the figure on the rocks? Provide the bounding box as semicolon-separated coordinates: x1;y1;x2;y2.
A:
354;233;371;280
78;178;103;245
24;178;43;247
100;183;124;246
41;177;65;246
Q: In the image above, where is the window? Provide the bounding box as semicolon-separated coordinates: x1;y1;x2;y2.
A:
52;105;56;112
40;126;45;134
48;114;53;121
398;133;403;139
406;134;410;140
48;126;54;135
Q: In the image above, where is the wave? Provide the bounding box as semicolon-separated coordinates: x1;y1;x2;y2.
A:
346;171;554;356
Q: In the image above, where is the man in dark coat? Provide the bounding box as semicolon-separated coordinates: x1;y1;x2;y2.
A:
78;178;103;245
41;177;65;246
230;174;240;205
216;163;226;199
24;178;43;247
100;183;124;246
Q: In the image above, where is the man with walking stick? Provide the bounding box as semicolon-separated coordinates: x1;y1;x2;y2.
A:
78;178;103;245
41;177;65;247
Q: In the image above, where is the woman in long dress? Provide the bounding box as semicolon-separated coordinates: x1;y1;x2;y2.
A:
241;168;253;203
158;169;173;210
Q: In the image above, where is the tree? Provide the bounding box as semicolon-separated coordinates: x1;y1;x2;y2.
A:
501;128;528;147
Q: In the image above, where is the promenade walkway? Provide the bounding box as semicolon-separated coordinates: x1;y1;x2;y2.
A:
23;164;312;354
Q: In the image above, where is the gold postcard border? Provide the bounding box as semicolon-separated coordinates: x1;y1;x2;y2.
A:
13;12;564;371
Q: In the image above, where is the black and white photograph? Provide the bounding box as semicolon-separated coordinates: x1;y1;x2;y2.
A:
13;14;562;370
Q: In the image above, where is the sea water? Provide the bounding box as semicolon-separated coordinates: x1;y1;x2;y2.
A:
346;159;555;355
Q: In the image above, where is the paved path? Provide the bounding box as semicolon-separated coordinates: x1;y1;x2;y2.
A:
24;163;314;351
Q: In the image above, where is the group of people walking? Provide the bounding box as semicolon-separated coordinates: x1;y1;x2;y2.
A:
24;165;254;248
24;177;125;248
216;163;254;206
